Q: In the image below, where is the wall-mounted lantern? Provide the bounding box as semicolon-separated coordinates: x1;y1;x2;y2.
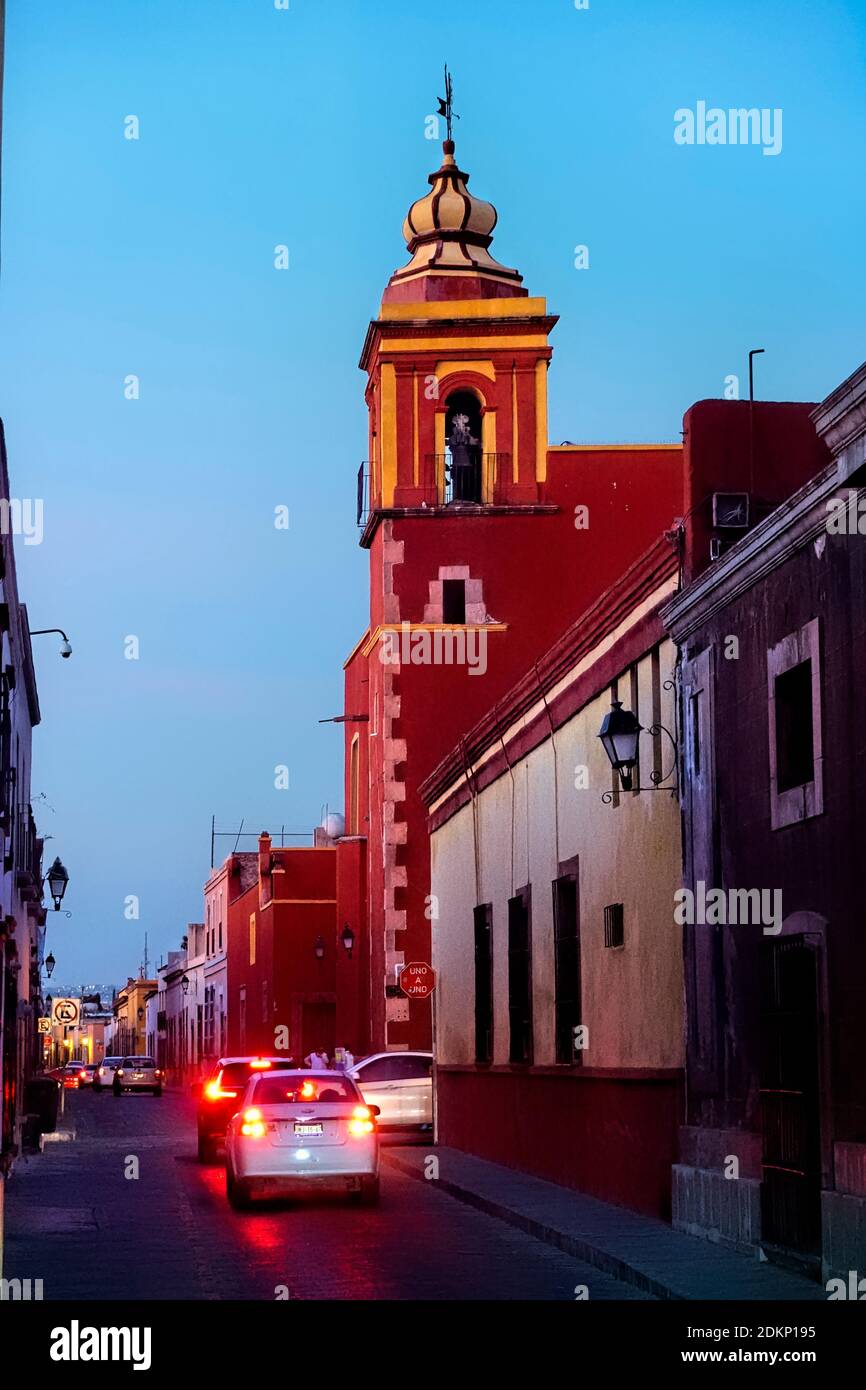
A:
340;924;355;959
597;693;678;801
46;857;69;911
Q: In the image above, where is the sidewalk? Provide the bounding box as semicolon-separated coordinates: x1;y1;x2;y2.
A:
381;1144;825;1301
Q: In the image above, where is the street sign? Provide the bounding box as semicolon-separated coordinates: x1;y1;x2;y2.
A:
38;1016;51;1034
399;961;436;1000
51;997;80;1027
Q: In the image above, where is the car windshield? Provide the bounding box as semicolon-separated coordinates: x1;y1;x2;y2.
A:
122;1058;155;1068
219;1060;287;1087
252;1075;358;1106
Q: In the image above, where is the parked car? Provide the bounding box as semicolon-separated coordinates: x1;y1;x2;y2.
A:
224;1069;380;1210
197;1056;296;1162
112;1057;163;1096
351;1051;433;1129
79;1064;99;1087
62;1061;86;1089
94;1056;124;1091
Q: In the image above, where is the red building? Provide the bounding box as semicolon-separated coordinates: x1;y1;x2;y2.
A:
337;139;683;1054
224;834;341;1062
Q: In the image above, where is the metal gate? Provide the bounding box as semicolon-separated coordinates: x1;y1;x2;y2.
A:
759;935;821;1255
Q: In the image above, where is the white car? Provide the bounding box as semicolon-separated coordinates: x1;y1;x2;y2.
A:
351;1051;433;1129
224;1069;380;1209
93;1056;124;1091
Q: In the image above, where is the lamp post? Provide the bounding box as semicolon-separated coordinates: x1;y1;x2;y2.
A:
45;952;56;978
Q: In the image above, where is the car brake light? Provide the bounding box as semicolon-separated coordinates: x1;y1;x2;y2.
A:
300;1080;316;1099
205;1080;237;1100
249;1059;272;1070
240;1107;266;1138
348;1107;374;1137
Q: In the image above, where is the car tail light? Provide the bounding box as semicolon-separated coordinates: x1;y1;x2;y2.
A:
240;1107;266;1138
116;1070;124;1077
205;1080;237;1101
349;1107;374;1137
249;1059;272;1070
300;1080;316;1099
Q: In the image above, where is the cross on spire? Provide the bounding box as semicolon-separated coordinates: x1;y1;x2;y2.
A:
436;65;459;143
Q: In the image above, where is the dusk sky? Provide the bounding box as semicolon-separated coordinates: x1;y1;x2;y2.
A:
1;0;863;985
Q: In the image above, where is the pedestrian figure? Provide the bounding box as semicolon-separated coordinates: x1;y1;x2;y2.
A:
304;1046;330;1069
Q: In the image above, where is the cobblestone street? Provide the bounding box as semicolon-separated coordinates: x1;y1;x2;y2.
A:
3;1090;650;1301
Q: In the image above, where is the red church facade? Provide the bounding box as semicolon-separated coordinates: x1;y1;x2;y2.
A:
337;139;683;1055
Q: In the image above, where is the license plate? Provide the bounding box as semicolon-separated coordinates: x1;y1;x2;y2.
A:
133;1073;144;1080
294;1123;323;1137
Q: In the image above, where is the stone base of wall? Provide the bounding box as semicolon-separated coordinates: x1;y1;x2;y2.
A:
672;1164;763;1256
822;1189;866;1285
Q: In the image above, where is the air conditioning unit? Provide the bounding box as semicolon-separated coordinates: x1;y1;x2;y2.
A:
712;492;750;529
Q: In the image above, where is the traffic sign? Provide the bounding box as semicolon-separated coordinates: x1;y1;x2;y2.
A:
38;1017;51;1034
399;961;436;1000
51;997;80;1027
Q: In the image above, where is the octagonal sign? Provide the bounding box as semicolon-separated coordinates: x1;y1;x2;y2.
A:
399;961;436;1000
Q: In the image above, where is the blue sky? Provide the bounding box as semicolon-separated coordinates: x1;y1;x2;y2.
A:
1;0;863;984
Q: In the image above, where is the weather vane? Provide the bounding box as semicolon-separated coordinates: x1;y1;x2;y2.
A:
437;65;459;143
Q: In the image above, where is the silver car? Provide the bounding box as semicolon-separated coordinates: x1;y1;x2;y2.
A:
224;1069;380;1209
112;1056;163;1096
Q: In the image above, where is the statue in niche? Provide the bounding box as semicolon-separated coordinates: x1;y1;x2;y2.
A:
447;413;480;502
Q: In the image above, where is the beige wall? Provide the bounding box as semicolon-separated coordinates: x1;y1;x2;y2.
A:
431;637;683;1071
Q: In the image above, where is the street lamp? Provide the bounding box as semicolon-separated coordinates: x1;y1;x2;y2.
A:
45;952;56;978
340;924;355;959
181;975;190;996
314;935;326;961
29;627;72;659
598;700;642;792
46;857;70;911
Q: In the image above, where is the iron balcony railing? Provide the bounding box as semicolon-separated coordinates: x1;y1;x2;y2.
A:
357;453;512;524
357;462;370;528
426;452;510;505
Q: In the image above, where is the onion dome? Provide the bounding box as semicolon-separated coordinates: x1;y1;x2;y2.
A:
383;140;525;303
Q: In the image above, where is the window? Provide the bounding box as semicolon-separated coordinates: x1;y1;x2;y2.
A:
442;579;466;625
768;618;823;830
775;661;813;792
604;902;624;949
349;734;360;834
362;1055;432;1082
249;912;256;966
553;874;581;1063
474;904;493;1064
507;890;533;1064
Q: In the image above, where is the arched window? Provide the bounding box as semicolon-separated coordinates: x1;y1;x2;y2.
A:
349;734;360;834
445;390;483;503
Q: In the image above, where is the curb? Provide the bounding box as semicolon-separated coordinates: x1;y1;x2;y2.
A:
382;1148;683;1300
